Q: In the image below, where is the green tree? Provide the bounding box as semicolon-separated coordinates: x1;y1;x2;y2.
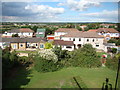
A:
107;38;117;43
34;56;58;72
12;34;19;37
45;42;53;49
69;44;101;68
116;39;120;46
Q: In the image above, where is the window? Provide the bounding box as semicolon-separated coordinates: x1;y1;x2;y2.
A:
13;45;17;49
36;44;38;46
87;39;89;42
73;38;75;41
20;44;23;47
40;44;44;48
66;46;72;48
79;38;81;41
96;45;99;47
93;39;94;42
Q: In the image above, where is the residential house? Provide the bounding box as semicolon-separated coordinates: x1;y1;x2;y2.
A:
54;28;79;40
88;28;120;40
36;28;46;38
47;34;55;40
54;28;105;51
79;25;87;31
2;28;34;38
1;37;46;50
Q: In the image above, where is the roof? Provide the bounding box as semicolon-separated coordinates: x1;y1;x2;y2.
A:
36;28;46;32
54;40;74;45
62;31;104;38
1;37;47;43
100;24;116;26
88;29;97;32
55;28;79;32
7;28;34;33
97;28;119;33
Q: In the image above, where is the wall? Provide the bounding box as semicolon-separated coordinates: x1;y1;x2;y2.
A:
19;43;26;50
11;43;19;49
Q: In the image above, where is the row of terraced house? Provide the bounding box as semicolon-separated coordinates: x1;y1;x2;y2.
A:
0;27;120;52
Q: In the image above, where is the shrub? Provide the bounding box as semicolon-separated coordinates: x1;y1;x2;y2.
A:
106;57;119;70
68;44;101;68
111;48;117;54
34;56;58;72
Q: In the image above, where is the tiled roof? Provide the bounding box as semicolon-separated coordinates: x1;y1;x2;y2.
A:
55;28;79;32
97;28;119;33
7;28;34;33
54;40;74;45
62;31;104;38
1;37;47;43
88;29;97;32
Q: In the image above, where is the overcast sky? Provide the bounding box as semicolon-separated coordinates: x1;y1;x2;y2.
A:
1;0;119;22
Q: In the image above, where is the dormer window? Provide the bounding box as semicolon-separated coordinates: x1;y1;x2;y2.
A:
79;38;81;41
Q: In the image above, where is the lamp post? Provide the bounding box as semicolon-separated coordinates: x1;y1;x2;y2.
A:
115;58;120;90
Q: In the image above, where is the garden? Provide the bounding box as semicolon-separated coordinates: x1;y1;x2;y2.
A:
2;44;120;89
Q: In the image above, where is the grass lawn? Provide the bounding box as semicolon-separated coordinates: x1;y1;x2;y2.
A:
4;67;117;88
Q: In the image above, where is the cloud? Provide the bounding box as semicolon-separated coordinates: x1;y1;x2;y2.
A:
58;0;100;11
80;10;118;22
2;2;64;22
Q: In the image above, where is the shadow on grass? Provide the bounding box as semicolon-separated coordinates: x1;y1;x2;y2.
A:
2;65;32;88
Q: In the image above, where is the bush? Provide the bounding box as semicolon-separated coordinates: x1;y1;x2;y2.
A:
34;56;59;72
68;44;101;68
111;48;117;54
107;39;117;43
106;57;119;70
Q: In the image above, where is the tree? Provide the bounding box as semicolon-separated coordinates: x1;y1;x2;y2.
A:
34;56;58;72
111;48;117;54
69;44;101;68
45;42;53;49
107;38;117;43
116;39;120;46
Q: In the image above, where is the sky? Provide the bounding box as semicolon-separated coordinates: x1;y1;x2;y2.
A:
1;0;119;22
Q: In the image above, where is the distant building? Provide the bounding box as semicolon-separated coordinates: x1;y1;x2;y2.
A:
0;37;47;50
54;28;105;51
100;24;117;28
36;28;46;38
47;34;54;40
2;28;34;38
88;28;120;40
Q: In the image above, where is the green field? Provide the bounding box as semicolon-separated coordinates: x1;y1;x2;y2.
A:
4;67;117;88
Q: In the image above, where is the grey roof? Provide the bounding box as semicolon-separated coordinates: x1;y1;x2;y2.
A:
1;37;47;43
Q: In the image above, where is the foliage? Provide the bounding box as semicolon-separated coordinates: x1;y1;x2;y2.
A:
45;42;53;49
53;46;70;61
111;48;117;54
38;49;58;63
12;34;19;37
34;56;59;72
116;39;120;46
106;56;119;70
107;38;117;43
68;44;101;68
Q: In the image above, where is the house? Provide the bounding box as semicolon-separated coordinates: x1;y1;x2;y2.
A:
54;40;74;51
54;28;79;40
79;25;87;30
47;34;55;40
96;28;120;40
88;28;120;40
2;28;34;38
1;37;46;50
36;28;46;38
54;28;105;51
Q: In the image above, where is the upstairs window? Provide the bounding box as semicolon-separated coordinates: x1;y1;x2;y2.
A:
73;38;75;41
79;38;81;41
20;44;23;47
87;39;89;42
93;39;94;42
